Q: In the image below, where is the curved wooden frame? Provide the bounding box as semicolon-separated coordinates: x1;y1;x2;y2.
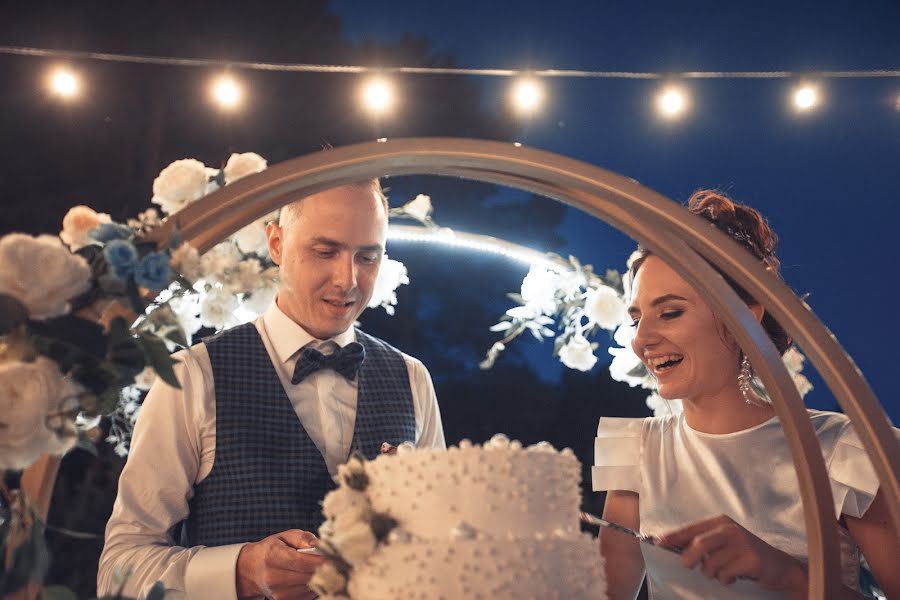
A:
20;137;895;599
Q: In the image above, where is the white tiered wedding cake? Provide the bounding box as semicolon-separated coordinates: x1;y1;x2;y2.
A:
311;434;607;599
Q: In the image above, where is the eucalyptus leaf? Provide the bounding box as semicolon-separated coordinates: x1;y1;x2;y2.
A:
506;292;525;304
125;278;146;314
136;333;181;389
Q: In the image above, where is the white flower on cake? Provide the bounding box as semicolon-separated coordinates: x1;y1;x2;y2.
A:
336;455;368;489
399;194;433;223
223;152;267;184
583;285;626;329
151;158;210;215
366;255;409;315
0;234;91;320
329;519;377;566
200;287;239;330
309;561;348;597
0;357;80;470
558;334;598;372
59;205;111;250
322;487;368;522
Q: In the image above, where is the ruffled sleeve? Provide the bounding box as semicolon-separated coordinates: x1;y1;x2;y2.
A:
592;417;644;494
827;421;900;518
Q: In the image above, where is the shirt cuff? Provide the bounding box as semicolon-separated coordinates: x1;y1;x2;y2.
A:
185;543;245;600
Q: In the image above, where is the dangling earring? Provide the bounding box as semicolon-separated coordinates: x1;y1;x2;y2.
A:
738;353;768;407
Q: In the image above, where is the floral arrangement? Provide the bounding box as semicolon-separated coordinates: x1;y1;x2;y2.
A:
308;452;403;599
484;251;813;416
1;150;414;467
0;210;182;471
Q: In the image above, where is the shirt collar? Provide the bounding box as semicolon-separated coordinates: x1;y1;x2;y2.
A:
263;299;357;364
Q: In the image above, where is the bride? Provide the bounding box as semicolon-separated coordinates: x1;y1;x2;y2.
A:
593;190;899;599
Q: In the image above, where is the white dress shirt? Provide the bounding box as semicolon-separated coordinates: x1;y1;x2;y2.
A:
98;301;445;599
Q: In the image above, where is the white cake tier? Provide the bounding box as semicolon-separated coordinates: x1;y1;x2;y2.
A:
363;442;582;539
347;535;606;600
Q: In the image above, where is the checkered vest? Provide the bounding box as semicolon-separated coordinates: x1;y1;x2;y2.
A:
183;323;416;547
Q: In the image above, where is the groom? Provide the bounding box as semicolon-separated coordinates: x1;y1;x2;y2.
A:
98;180;445;599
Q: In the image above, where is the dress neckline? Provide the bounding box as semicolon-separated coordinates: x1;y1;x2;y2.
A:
681;413;780;439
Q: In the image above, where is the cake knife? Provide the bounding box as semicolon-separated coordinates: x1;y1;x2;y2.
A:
579;511;681;554
580;511;755;582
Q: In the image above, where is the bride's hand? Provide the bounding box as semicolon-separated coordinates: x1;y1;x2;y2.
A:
658;515;808;597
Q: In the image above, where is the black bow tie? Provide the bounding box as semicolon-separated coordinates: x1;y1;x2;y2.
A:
291;342;365;385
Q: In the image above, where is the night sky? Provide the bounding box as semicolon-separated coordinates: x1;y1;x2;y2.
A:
2;0;899;424
332;0;900;423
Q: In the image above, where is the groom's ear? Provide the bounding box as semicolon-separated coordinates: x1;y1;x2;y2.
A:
266;222;283;265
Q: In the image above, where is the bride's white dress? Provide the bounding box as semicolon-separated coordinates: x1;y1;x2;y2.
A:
593;409;897;599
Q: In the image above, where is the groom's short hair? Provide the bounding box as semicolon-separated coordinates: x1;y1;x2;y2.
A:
278;179;387;229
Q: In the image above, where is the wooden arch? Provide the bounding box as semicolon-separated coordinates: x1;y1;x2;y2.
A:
21;137;899;599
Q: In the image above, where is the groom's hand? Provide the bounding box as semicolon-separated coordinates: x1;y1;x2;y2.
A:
236;529;324;600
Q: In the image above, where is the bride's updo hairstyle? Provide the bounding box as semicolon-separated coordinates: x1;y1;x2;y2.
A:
629;189;792;355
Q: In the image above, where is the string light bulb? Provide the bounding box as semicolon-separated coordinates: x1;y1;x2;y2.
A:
511;78;543;114
361;77;394;115
48;67;79;98
793;84;819;111
656;86;688;119
211;74;242;109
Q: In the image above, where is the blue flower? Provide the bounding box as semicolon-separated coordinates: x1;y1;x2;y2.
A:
103;239;139;279
90;222;133;243
134;251;172;291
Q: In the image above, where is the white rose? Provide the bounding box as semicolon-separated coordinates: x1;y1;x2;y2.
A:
223;152;267;185
645;392;683;417
241;281;278;317
782;346;806;374
151;159;209;215
401;194;433;222
199;288;238;330
322;486;369;521
170;243;205;282
558;334;597;372
0;358;78;470
583;285;626;330
367;255;409;314
168;293;203;337
232;220;269;256
330;519;376;566
309;562;347;596
520;267;560;315
608;346;647;387
59;205;111;250
201;243;241;285
223;259;264;295
793;372;813;397
0;234;91;320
